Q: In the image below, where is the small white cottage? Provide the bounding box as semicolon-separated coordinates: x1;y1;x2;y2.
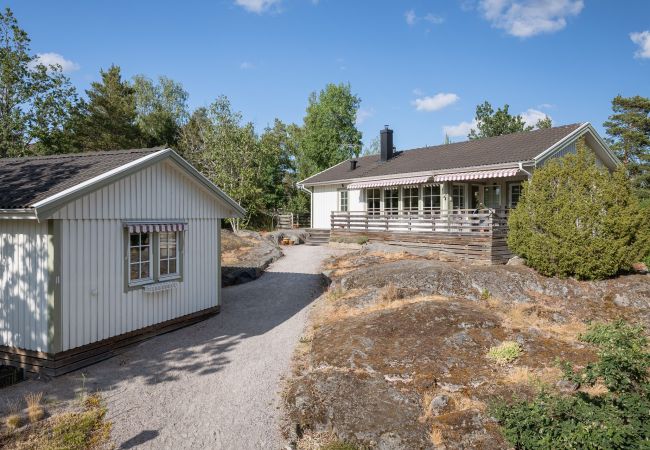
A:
0;148;244;375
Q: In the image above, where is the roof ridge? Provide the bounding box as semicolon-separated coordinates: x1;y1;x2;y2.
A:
402;123;582;154
1;147;165;163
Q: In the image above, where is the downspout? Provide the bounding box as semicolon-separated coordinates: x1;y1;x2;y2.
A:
297;183;313;229
518;162;533;180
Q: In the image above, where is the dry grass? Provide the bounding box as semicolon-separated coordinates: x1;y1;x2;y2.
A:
429;425;445;447
378;283;400;304
25;392;44;424
1;393;111;450
501;366;563;387
580;383;609;397
489;301;587;344
296;431;362;450
5;400;22;431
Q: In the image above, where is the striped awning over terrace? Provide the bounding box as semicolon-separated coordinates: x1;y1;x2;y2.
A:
433;168;521;182
347;175;432;189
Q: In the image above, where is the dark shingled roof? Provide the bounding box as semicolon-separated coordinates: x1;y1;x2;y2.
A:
0;148;163;209
301;123;582;185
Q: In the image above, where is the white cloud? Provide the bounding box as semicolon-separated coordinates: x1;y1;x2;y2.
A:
630;31;650;59
443;120;478;138
29;52;80;73
405;9;417;25
520;108;550;127
412;93;459;112
405;9;444;26
424;13;445;24
479;0;584;38
240;61;255;70
537;103;554;109
234;0;280;14
356;108;375;125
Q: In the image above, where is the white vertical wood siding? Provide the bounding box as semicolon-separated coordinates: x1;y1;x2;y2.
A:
50;160;228;351
348;189;363;211
312;185;339;229
0;220;49;352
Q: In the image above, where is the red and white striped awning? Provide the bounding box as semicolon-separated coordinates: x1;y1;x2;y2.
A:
347;175;432;189
434;168;521;182
125;223;188;233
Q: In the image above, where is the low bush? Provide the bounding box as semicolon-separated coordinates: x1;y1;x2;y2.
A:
508;140;650;280
487;341;522;365
493;320;650;449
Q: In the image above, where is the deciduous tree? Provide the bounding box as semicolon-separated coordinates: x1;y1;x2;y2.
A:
297;83;362;179
468;101;531;140
133;75;189;147
0;8;78;157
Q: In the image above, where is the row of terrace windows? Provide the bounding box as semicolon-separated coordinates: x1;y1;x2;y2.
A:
341;183;522;215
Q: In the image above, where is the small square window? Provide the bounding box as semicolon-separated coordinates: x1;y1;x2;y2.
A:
128;232;152;285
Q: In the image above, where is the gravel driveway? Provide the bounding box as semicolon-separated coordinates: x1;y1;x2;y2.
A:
0;244;344;449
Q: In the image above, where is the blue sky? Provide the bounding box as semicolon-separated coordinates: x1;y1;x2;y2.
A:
9;0;650;150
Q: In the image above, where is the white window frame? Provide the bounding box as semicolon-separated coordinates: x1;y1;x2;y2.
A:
366;188;381;215
508;182;523;208
158;231;181;281
452;184;467;210
423;185;441;213
338;190;349;212
402;186;419;213
128;232;153;286
384;187;399;215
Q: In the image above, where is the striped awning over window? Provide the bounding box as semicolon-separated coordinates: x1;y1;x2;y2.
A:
125;223;188;233
433;168;521;182
347;175;432;189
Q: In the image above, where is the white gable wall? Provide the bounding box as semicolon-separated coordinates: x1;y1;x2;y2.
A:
0;220;49;352
49;160;228;352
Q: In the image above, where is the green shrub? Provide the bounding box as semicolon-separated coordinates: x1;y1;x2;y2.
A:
487;341;522;365
508;140;650;280
493;321;650;449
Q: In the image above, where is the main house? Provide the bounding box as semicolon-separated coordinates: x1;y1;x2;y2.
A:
0;148;244;375
299;123;619;263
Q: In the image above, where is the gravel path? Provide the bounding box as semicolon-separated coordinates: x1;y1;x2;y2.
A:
0;245;344;449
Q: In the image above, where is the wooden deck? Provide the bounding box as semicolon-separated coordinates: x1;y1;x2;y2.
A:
331;209;513;264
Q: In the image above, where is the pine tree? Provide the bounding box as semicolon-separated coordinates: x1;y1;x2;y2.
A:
72;65;143;151
603;95;650;201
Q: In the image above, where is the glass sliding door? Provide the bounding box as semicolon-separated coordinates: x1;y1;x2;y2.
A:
483;185;502;209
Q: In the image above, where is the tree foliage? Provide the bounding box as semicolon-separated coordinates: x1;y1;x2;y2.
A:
133;75;189;147
535;115;552;129
508;140;650;279
0;7;78;157
297;83;362;179
603;95;650;201
493;320;650;449
468;101;532;140
69;65;143;151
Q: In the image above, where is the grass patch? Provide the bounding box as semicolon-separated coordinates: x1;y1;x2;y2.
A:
378;283;401;303
487;341;522;365
1;393;111;450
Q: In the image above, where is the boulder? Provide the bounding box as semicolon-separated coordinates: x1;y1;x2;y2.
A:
506;256;526;266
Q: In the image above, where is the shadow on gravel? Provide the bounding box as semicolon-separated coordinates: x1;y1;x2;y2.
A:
0;271;326;417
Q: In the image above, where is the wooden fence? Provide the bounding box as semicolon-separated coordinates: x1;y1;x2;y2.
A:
330;209;512;264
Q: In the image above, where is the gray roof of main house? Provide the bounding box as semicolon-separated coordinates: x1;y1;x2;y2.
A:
0;148;162;209
300;123;582;185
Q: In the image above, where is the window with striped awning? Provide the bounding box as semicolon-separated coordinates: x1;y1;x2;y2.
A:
124;223;188;233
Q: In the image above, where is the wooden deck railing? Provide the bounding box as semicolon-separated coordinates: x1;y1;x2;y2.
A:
331;209;509;236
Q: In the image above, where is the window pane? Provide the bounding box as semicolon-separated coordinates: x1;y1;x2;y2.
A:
141;246;150;261
169;245;176;258
141;233;150;245
161;247;169;259
141;262;150;279
160;260;168;276
130;264;139;280
130;233;140;246
169;259;177;274
130;248;140;263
